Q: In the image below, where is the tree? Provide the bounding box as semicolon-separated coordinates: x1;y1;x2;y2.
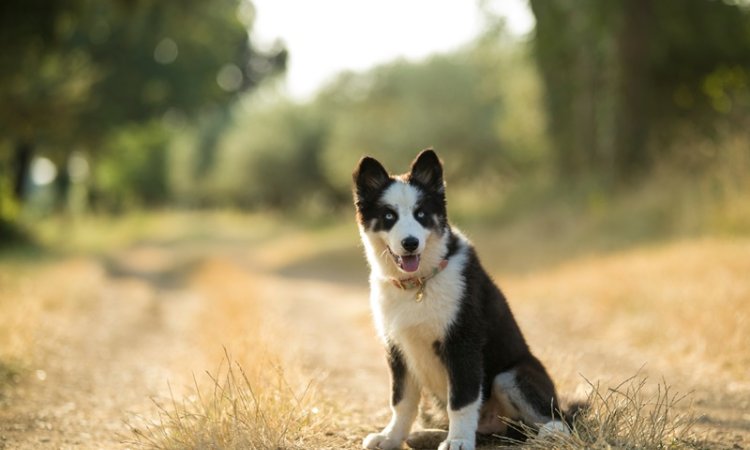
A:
0;0;286;228
0;0;81;204
530;0;750;183
317;28;546;194
209;101;334;209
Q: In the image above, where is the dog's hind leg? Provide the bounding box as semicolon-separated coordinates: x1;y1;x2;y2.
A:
492;357;568;436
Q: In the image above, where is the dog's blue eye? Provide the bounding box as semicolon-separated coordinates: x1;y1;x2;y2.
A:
384;212;395;221
415;210;425;219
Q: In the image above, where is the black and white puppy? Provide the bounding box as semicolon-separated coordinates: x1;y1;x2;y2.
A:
353;150;565;450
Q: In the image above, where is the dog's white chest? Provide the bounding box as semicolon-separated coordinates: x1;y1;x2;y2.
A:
397;324;449;401
370;251;467;401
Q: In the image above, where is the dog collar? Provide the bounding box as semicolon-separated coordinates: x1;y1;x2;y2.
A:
389;259;449;302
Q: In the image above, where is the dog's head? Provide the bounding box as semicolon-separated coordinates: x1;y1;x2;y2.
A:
353;149;448;276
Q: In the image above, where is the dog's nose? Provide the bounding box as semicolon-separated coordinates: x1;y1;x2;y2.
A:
401;236;419;253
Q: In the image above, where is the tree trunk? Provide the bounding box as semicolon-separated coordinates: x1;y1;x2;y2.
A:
12;141;33;202
614;0;653;181
55;153;71;212
194;106;231;179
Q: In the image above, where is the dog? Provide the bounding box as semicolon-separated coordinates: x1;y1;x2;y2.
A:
353;149;565;450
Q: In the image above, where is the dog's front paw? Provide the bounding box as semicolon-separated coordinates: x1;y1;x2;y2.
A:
437;438;475;450
363;432;403;450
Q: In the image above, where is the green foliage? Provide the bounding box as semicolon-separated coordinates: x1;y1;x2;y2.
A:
4;0;750;224
0;0;286;225
201;25;549;210
0;145;20;223
0;0;284;148
209;102;334;209
318;33;548;192
72;0;282;134
319;55;504;188
95;121;171;210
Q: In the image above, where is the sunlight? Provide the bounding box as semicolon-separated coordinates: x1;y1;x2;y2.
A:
31;157;57;186
250;0;534;99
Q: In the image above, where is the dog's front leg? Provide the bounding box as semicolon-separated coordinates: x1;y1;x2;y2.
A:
363;345;420;450
439;346;482;450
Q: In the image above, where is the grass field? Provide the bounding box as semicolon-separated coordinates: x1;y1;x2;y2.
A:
0;208;748;449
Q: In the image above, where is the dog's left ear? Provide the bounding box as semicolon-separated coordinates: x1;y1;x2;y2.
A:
409;149;444;192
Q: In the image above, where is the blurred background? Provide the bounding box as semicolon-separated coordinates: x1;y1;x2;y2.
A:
1;0;748;237
1;0;750;448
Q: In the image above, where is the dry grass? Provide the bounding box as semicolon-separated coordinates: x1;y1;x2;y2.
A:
130;258;329;449
504;238;750;383
511;375;697;449
131;352;322;450
3;207;748;449
127;227;747;449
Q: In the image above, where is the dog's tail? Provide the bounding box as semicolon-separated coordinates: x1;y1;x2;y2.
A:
418;394;449;429
560;398;590;430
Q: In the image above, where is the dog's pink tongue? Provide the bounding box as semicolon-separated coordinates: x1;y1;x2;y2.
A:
400;255;420;273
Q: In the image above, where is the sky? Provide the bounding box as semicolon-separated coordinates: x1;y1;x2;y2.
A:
250;0;535;100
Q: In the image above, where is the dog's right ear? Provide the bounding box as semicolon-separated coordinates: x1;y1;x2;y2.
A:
353;156;391;201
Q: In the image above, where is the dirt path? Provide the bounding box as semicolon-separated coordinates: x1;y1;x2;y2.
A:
1;237;748;449
0;249;207;449
0;240;382;449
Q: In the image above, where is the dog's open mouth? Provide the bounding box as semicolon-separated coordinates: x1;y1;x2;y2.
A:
388;247;421;273
397;254;420;273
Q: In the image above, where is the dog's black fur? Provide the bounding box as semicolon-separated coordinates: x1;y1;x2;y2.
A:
355;150;563;450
